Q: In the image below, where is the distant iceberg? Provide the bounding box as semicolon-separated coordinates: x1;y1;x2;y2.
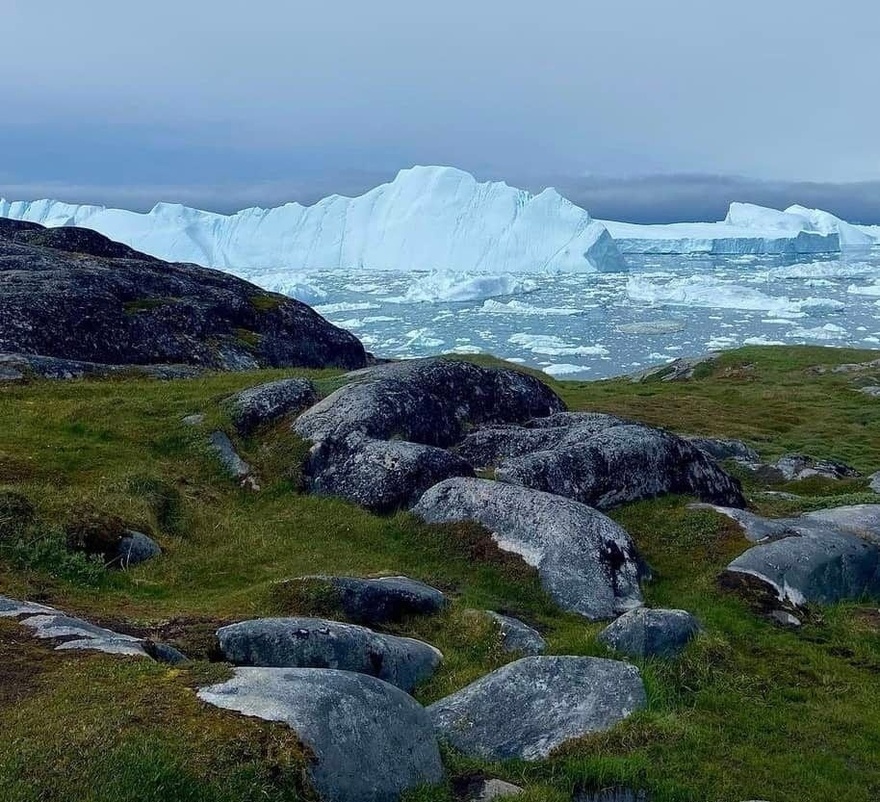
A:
602;202;877;255
0;166;626;277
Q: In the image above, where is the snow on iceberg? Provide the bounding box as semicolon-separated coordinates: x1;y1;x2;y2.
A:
602;202;851;255
0;166;626;277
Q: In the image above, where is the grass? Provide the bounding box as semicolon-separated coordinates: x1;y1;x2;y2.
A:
1;346;880;800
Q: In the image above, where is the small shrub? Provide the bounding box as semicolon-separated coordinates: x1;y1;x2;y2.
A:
0;490;35;541
1;528;106;587
127;475;185;536
63;507;127;557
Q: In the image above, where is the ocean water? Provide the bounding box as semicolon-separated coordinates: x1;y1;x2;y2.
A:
299;250;880;379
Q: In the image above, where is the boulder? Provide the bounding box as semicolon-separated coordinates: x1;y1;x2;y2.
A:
198;667;444;802
0;222;366;370
870;472;880;494
55;637;150;658
771;454;860;482
293;358;565;447
111;531;161;569
215;617;442;692
629;354;717;383
803;505;880;542
486;612;546;655
598;608;700;659
277;575;447;625
413;478;647;620
428;656;646;761
208;431;259;490
305;433;473;513
574;790;650;802
227;377;317;435
495;424;745;511
685;436;759;463
462;779;524;800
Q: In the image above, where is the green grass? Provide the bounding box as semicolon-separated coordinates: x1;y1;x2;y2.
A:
2;346;880;801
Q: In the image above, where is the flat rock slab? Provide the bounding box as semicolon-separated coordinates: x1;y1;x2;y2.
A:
56;637;150;657
293;358;565;447
413;478;647;620
0;596;56;618
215;617;442;692
428;656;646;761
495;423;745;511
199;667;444;802
486;612;546;655
598;608;700;659
19;613;141;643
803;505;880;543
208;431;259;489
281;575;447;625
227;377;317;435
306;433;473;513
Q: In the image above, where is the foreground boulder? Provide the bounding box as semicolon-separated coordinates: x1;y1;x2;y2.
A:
717;505;880;606
0;221;366;370
215;617;442;692
199;667;444;802
413;478;647;620
294;359;565;447
598;608;700;659
495;423;746;510
276;575;447;625
305;433;474;512
428;656;646;761
227;378;317;435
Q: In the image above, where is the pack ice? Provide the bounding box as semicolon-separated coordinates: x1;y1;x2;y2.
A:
0;166;626;276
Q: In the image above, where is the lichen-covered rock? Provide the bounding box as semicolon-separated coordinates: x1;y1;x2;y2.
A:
496;424;745;510
428;656;646;760
215;617;442;692
486;612;546;655
305;433;473;512
227;378;317;435
293;358;565;447
598;608;700;659
771;454;860;482
277;575;447;625
413;478;647;620
112;531;162;569
685;436;759;463
199;667;444;802
0;222;366;370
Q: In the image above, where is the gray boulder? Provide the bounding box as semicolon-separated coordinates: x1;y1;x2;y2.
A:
428;656;646;761
598;608;700;659
496;424;745;510
771;454;860;482
486;612;546;655
413;478;647;620
574;790;650;802
293;358;565;447
199;667;444;802
803;505;880;542
56;637;150;658
685;436;759;463
215;617;442;692
227;377;317;435
870;472;880;494
278;575;447;625
306;434;474;513
18;613;141;643
112;530;161;569
464;779;524;800
208;431;259;490
629;354;717;383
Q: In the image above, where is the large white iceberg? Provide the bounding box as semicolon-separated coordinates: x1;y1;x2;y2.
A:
0;166;626;276
601;201;871;255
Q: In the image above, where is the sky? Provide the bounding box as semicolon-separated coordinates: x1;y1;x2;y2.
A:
2;0;879;222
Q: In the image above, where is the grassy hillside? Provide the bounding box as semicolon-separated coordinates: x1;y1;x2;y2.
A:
2;346;880;802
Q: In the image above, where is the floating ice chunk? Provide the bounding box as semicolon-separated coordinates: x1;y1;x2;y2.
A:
847;282;880;297
480;299;583;316
743;336;786;346
542;363;590;377
617;320;686;335
508;333;609;357
314;301;381;314
787;323;849;340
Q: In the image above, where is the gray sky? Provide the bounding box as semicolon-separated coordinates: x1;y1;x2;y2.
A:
2;0;879;221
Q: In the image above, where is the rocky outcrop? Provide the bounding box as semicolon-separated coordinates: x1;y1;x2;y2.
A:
717;505;880;606
598;608;700;659
305;434;474;513
0;221;367;371
413;479;647;620
227;378;317;435
276;575;447;626
428;656;646;761
770;454;860;482
495;424;745;510
199;667;444;802
293;359;566;447
214;617;442;692
685;436;759;463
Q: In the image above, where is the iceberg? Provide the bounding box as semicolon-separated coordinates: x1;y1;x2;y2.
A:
0;166;626;280
602;202;850;255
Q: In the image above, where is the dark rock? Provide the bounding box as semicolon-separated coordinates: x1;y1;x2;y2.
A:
0;222;366;370
111;531;161;569
428;656;646;760
485;612;546;655
227;377;317;435
277;575;447;625
215;617;442;692
199;667;444;802
143;641;190;665
574;789;650;802
208;431;259;490
293;358;565;447
772;454;860;482
628;354;717;383
0;351;205;381
496;424;745;511
598;608;700;659
413;478;647;620
305;433;473;513
685;436;760;463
